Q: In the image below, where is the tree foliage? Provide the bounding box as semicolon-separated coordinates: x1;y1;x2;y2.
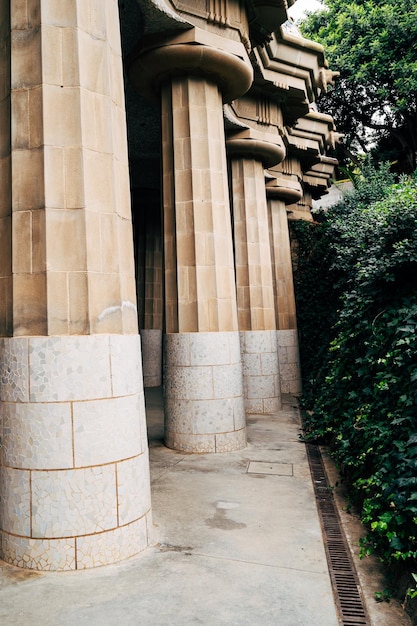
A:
301;0;417;172
292;166;417;567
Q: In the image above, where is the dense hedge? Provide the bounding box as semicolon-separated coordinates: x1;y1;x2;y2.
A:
292;165;417;569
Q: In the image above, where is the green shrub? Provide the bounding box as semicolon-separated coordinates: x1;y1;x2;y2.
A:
293;166;417;565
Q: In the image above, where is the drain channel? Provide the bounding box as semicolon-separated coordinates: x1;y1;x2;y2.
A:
306;443;370;626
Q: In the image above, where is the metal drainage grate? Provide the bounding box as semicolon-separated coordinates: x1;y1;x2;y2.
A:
306;443;370;626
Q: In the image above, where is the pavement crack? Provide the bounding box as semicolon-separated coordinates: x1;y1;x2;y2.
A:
150;456;187;483
188;551;329;576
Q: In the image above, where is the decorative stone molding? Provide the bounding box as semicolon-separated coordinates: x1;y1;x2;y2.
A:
248;0;296;45
287;190;315;222
226;94;284;131
170;0;251;42
307;155;339;177
253;30;327;124
140;0;192;35
285;133;319;163
317;67;340;93
224;103;251;130
301;155;339;200
291;111;336;154
284;111;340;209
327;130;345;151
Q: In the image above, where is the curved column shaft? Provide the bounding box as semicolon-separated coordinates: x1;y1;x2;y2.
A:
0;0;151;570
0;2;11;336
163;76;238;334
268;198;297;331
9;1;137;336
141;209;163;387
230;156;281;413
268;194;301;394
231;158;275;331
161;75;246;451
143;213;163;332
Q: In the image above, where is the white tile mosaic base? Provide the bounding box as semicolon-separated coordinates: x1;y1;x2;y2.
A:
0;337;29;402
0;534;77;571
164;332;247;452
0;334;152;570
277;329;302;395
31;465;118;538
140;329;162;387
1;401;73;470
1;513;152;571
75;513;152;570
0;466;31;536
240;330;282;414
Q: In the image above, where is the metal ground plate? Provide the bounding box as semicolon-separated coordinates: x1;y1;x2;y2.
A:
247;461;294;476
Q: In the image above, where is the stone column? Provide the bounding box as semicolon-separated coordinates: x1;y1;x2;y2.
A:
141;205;163;388
0;1;11;337
0;0;152;571
266;176;303;394
129;33;252;452
227;131;285;413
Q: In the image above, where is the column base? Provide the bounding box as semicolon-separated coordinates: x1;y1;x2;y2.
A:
240;330;281;414
164;332;246;453
277;330;302;395
141;329;163;387
1;513;153;571
0;334;152;571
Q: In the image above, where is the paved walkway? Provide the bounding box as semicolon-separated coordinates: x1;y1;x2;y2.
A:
0;390;340;625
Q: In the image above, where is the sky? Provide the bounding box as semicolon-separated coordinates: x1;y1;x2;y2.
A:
288;0;323;22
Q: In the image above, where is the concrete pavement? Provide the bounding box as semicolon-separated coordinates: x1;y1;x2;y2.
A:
0;390;339;625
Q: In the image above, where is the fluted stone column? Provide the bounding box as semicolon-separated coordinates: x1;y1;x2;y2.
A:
130;33;252;451
0;1;11;336
266;177;303;394
227;132;285;413
141;208;163;388
0;0;152;571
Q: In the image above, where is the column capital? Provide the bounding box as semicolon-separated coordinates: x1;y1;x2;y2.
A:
265;176;303;204
128;28;253;103
226;129;286;168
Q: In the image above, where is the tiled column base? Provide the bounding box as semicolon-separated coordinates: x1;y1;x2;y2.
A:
277;330;302;394
140;329;162;387
164;332;246;453
240;330;281;414
0;335;152;571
